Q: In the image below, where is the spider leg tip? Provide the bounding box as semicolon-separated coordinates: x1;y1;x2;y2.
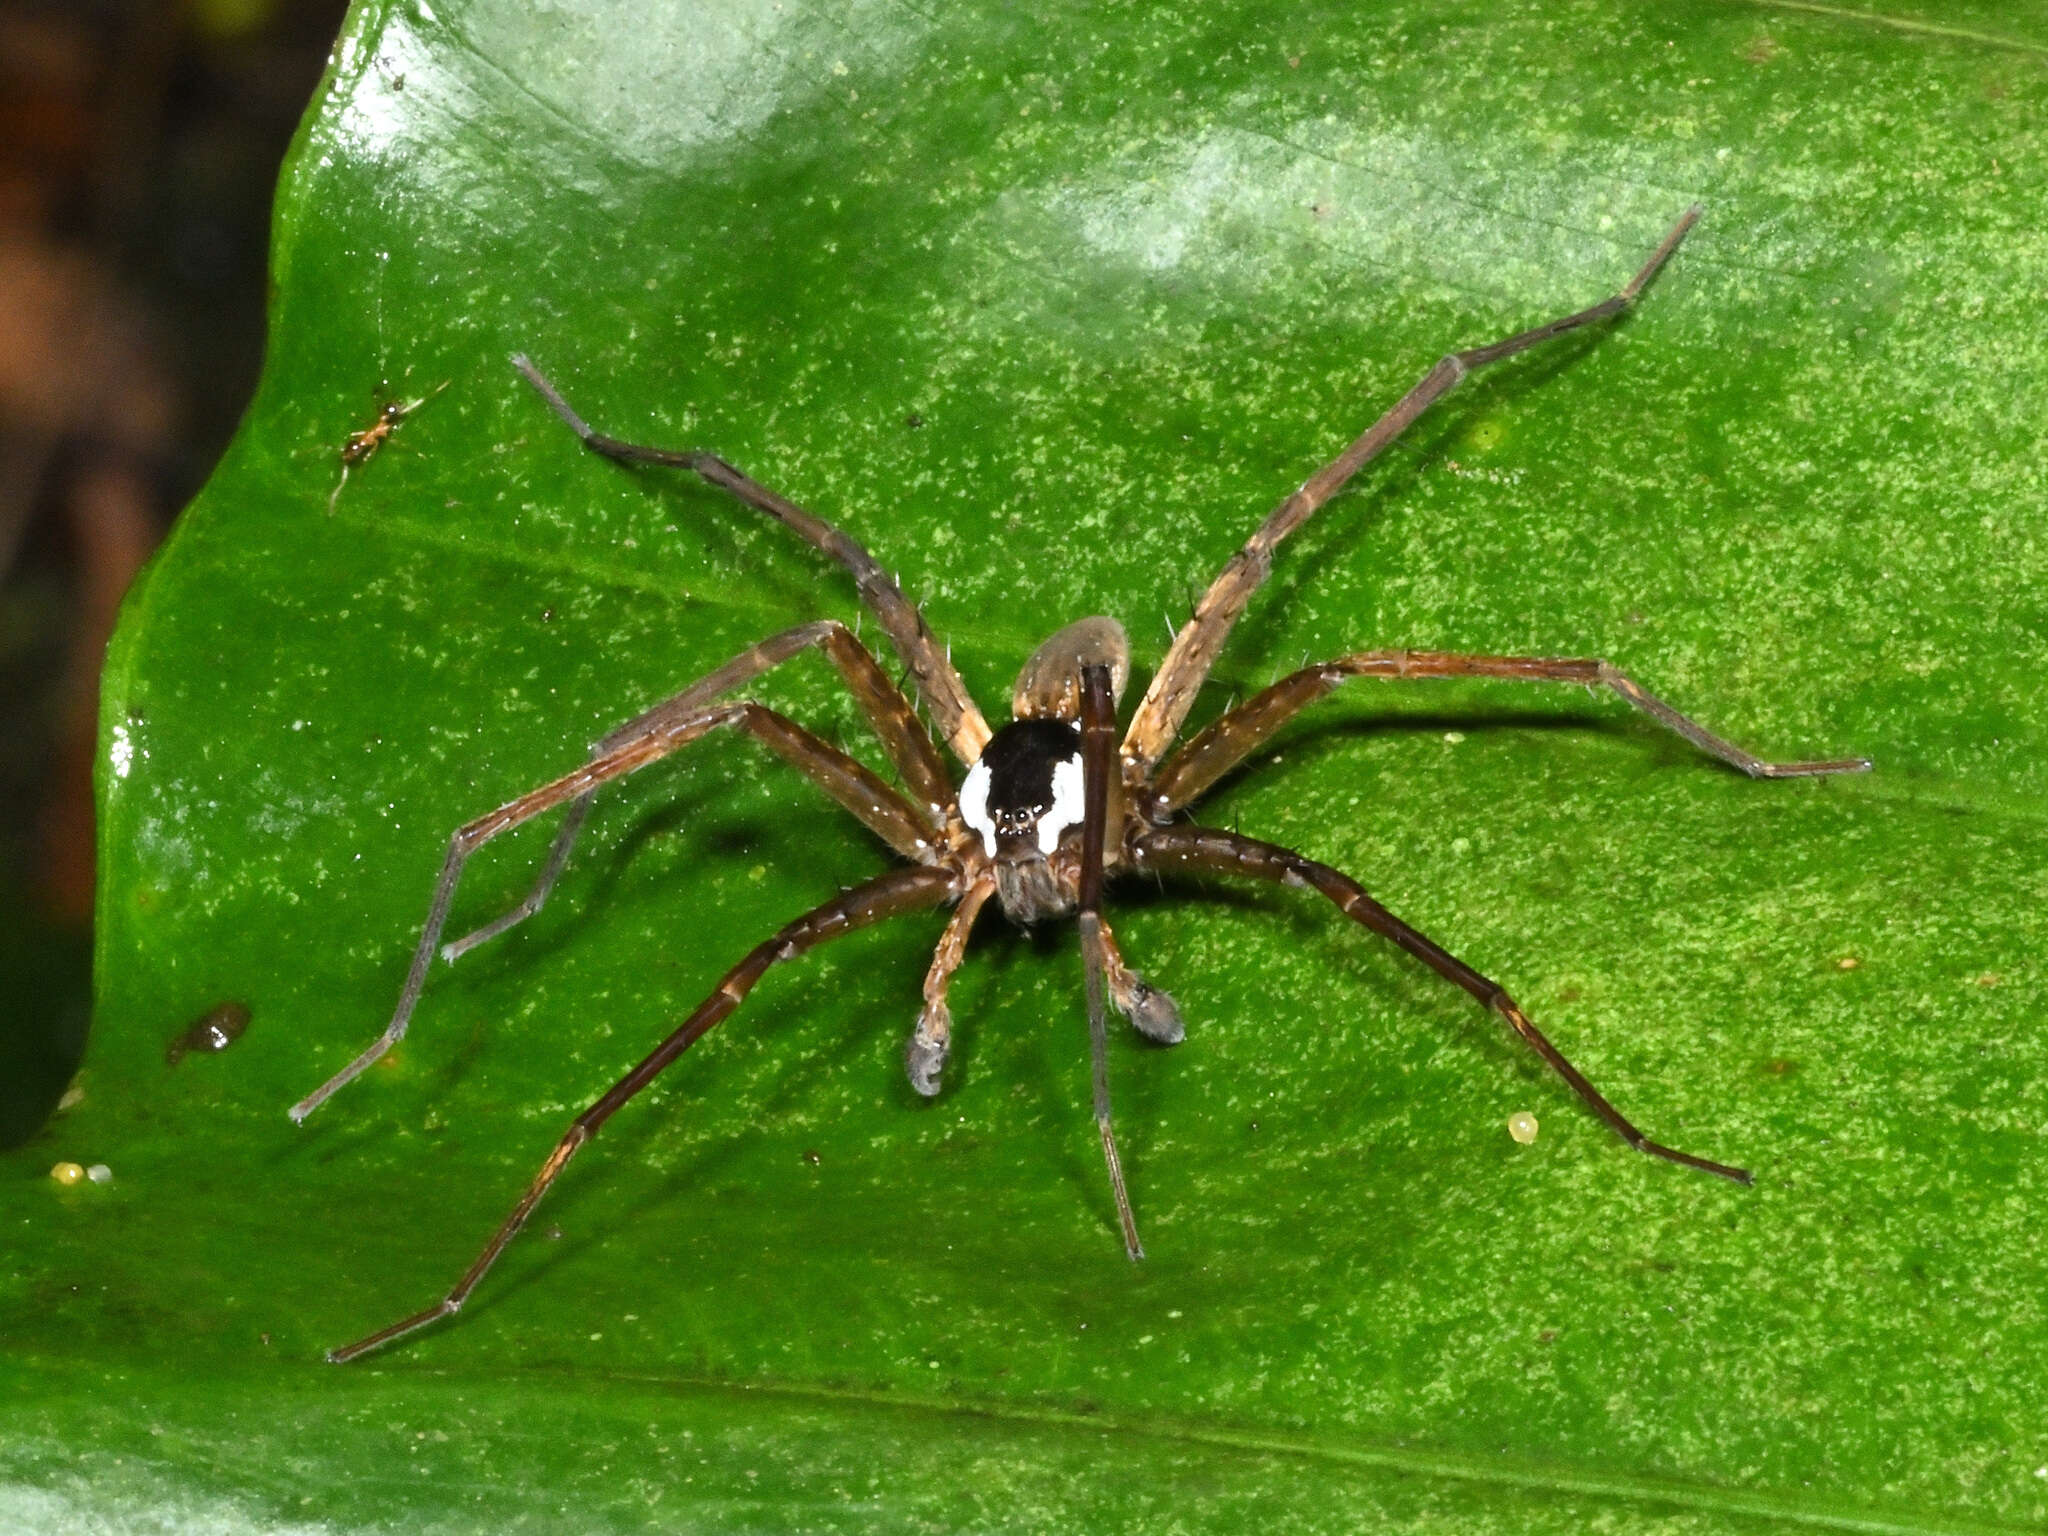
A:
1125;984;1185;1045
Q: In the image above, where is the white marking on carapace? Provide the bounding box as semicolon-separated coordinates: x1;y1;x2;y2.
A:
1041;753;1085;855
959;759;995;858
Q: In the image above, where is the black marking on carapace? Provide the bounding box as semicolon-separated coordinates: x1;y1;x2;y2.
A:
981;717;1080;834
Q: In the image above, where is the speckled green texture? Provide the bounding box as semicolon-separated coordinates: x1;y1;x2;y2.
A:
6;0;2047;1530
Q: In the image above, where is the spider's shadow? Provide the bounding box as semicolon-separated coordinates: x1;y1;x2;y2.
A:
271;778;794;1165
1189;701;1681;806
459;755;816;979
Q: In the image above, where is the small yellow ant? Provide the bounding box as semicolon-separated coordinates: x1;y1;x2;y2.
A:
327;380;448;514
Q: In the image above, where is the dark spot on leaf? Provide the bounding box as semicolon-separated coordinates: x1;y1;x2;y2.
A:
165;1001;251;1065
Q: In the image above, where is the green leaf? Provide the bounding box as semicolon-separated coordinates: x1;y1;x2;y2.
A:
9;0;2048;1529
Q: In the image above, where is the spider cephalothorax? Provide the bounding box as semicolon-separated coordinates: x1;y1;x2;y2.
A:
960;617;1135;922
960;717;1087;885
297;206;1869;1363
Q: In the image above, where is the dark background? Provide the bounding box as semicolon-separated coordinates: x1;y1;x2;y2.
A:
1;0;346;1144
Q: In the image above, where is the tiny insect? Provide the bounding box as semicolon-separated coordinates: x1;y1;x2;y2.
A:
294;207;1869;1362
325;379;448;514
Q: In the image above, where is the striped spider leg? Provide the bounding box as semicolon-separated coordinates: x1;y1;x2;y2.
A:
512;355;992;767
304;636;973;1366
324;862;956;1363
1124;206;1706;771
1111;207;1868;1187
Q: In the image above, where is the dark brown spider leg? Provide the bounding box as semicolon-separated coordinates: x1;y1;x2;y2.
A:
443;620;952;961
326;863;956;1363
1149;650;1870;817
513;354;993;765
292;702;935;1123
906;878;994;1096
1077;662;1145;1259
1123;207;1702;776
1130;823;1752;1185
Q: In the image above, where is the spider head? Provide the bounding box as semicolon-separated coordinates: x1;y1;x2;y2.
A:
959;717;1085;923
959;617;1132;924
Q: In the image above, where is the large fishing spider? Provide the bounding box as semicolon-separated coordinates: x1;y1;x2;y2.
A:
296;207;1868;1361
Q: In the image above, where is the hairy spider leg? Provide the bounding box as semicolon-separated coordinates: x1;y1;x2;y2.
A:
441;619;952;964
513;354;993;765
903;890;1179;1099
1149;651;1871;816
1130;824;1751;1184
326;863;956;1363
1090;915;1184;1045
906;878;994;1096
1076;662;1146;1259
290;700;934;1122
1123;207;1703;774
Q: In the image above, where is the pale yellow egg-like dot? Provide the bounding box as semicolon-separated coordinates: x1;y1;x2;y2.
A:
1507;1112;1539;1146
50;1162;85;1186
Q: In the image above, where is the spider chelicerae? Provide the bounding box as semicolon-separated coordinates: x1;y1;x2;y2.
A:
296;207;1869;1362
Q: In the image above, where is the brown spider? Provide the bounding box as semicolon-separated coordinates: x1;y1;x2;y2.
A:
294;207;1868;1362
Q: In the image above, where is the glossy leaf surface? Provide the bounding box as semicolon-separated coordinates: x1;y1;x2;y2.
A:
8;1;2048;1530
